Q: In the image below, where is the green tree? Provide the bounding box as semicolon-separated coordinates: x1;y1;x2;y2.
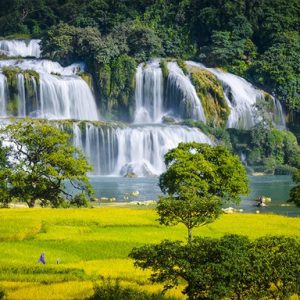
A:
0;141;12;207
158;142;248;242
289;169;300;207
250;236;300;299
0;119;93;208
130;235;300;300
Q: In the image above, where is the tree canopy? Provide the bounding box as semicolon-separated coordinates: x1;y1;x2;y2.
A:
158;142;248;242
130;235;300;300
0;119;93;208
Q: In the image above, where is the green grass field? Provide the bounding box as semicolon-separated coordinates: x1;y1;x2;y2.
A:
0;207;299;299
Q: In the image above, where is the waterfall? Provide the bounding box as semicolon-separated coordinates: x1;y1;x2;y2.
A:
0;74;7;116
38;75;98;120
0;59;99;120
134;61;164;123
273;97;286;130
17;74;26;117
71;123;212;176
133;60;206;124
0;39;41;58
186;61;286;129
166;62;206;122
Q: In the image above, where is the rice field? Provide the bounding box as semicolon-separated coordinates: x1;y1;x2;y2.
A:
0;207;299;299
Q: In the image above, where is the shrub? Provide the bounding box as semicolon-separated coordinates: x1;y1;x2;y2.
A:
89;280;175;300
70;194;89;208
0;288;5;299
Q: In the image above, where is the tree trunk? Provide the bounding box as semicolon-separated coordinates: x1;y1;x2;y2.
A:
27;199;35;208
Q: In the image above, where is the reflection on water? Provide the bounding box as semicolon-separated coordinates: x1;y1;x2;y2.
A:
89;175;299;217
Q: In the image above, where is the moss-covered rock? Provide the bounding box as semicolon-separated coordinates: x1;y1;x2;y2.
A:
190;67;230;127
177;59;188;75
2;66;20;115
2;67;41;116
94;55;137;122
78;72;93;89
160;59;169;81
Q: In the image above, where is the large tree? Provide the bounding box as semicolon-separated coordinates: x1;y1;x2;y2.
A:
158;142;248;243
0;119;93;207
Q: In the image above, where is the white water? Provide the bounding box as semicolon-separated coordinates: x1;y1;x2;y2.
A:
0;74;7;116
186;61;286;129
17;74;26;117
0;39;41;58
0;59;99;120
133;60;206;124
272;97;286;129
166;62;206;122
134;61;164;123
71;123;212;176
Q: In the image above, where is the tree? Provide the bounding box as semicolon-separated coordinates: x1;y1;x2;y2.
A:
0;141;12;207
250;236;300;299
289;169;300;207
158;142;248;243
0;119;93;207
130;235;300;300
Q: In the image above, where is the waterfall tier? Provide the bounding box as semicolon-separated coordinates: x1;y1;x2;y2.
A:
0;39;41;58
133;60;206;124
186;61;286;129
69;122;212;176
134;61;164;123
166;62;206;122
0;59;99;120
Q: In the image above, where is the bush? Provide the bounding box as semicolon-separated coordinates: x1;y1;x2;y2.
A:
0;288;5;299
130;235;300;300
274;165;297;175
70;194;89;208
89;280;175;300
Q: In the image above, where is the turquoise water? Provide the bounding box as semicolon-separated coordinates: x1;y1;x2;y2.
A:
89;175;300;217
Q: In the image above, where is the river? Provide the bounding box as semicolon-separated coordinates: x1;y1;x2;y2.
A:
89;175;299;217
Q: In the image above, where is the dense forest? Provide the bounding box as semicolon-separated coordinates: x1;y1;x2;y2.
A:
1;0;299;114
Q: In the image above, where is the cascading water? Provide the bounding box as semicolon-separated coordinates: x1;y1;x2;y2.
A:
133;60;206;124
0;39;288;178
134;61;164;123
166;62;206;122
186;61;286;129
17;74;26;117
0;59;99;120
0;74;7;116
272;97;286;129
0;39;41;58
71;122;212;176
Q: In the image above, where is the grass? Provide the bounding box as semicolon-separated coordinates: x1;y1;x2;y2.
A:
0;207;299;299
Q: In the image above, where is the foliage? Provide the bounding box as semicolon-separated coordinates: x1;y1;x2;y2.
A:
0;119;93;207
70;193;89;208
250;31;300;111
227;123;300;173
289;169;300;207
0;288;5;299
0;141;11;207
158;142;248;242
89;280;176;300
130;234;300;300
